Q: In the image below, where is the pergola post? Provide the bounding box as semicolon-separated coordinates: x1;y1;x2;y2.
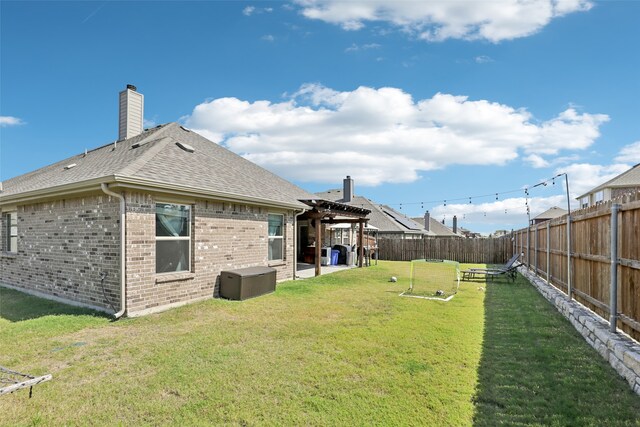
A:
358;219;364;268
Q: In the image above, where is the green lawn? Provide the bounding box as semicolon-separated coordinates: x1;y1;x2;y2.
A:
1;262;639;426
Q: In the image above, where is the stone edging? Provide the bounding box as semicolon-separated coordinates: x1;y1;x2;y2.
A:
518;266;640;396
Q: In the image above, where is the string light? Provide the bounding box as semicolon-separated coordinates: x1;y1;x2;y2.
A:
386;173;563;209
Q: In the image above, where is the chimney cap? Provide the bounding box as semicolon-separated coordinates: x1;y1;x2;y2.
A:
126;84;137;91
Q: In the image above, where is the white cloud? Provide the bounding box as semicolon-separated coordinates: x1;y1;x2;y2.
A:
345;42;381;53
243;5;273;16
261;34;275;42
0;116;25;127
615;141;640;163
295;0;593;42
524;154;550;168
143;118;157;128
475;55;493;64
559;163;631;198
184;83;607;186
431;195;567;228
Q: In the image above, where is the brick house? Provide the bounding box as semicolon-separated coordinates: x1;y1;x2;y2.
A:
0;86;318;317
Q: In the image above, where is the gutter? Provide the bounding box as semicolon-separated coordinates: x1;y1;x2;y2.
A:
0;175;309;212
100;183;126;319
293;208;307;279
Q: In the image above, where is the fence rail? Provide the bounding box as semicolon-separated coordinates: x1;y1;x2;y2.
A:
515;193;640;342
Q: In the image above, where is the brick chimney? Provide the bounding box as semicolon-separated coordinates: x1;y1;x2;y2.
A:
424;211;430;232
118;84;144;141
453;215;458;234
343;176;354;203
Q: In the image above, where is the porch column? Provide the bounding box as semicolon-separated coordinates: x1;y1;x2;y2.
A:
358;219;364;268
315;216;322;277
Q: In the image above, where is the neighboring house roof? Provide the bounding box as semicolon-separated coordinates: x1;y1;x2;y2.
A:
577;163;640;199
533;206;567;221
0;123;315;209
316;189;426;235
411;216;461;237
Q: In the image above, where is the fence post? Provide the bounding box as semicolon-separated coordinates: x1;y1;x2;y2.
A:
567;214;572;300
546;221;550;284
534;225;538;274
526;225;530;270
610;203;620;333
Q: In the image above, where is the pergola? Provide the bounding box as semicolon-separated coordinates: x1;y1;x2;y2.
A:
298;199;371;277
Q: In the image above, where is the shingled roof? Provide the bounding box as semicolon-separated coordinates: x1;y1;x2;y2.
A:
577;163;640;199
0;122;315;209
316;189;426;235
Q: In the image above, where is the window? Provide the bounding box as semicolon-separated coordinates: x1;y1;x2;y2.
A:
155;203;191;273
594;190;604;205
268;214;284;261
4;212;17;253
580;197;589;209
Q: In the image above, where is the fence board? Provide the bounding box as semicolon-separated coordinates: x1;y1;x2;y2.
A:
378;236;511;264
515;192;640;341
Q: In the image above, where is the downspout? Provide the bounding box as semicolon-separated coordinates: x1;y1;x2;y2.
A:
293;208;306;279
101;183;126;318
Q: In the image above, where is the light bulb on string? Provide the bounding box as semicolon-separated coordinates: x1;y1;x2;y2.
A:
496;193;499;200
444;200;447;207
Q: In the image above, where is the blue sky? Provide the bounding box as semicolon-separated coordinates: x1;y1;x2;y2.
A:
1;1;639;234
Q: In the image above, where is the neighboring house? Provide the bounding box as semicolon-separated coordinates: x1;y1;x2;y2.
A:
530;207;567;225
411;211;464;238
577;163;640;208
316;177;427;240
0;86;318;317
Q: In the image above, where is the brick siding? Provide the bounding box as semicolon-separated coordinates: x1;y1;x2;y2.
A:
125;193;295;316
1;190;296;316
0;194;121;311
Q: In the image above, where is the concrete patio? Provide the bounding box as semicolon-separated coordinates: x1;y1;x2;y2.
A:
295;263;356;279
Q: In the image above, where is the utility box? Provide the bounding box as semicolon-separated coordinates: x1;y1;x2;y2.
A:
219;266;277;301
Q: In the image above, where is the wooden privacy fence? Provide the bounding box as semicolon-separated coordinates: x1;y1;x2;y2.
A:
514;193;640;342
378;236;511;264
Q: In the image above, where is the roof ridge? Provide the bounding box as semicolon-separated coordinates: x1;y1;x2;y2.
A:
1;124;170;186
118;136;175;177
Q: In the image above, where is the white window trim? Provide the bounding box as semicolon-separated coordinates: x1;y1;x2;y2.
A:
4;211;18;253
268;213;285;262
155;202;192;274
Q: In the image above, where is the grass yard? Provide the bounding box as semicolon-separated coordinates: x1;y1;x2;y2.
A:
1;261;639;426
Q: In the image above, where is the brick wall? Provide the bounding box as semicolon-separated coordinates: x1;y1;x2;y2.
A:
1;191;296;316
0;194;121;311
124;192;295;316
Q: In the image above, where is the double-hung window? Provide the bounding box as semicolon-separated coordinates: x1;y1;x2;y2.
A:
268;214;284;261
155;203;191;273
4;212;17;253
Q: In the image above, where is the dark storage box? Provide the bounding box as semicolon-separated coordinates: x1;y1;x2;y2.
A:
219;266;277;301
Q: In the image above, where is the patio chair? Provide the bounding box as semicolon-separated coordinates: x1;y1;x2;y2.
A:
461;253;522;282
